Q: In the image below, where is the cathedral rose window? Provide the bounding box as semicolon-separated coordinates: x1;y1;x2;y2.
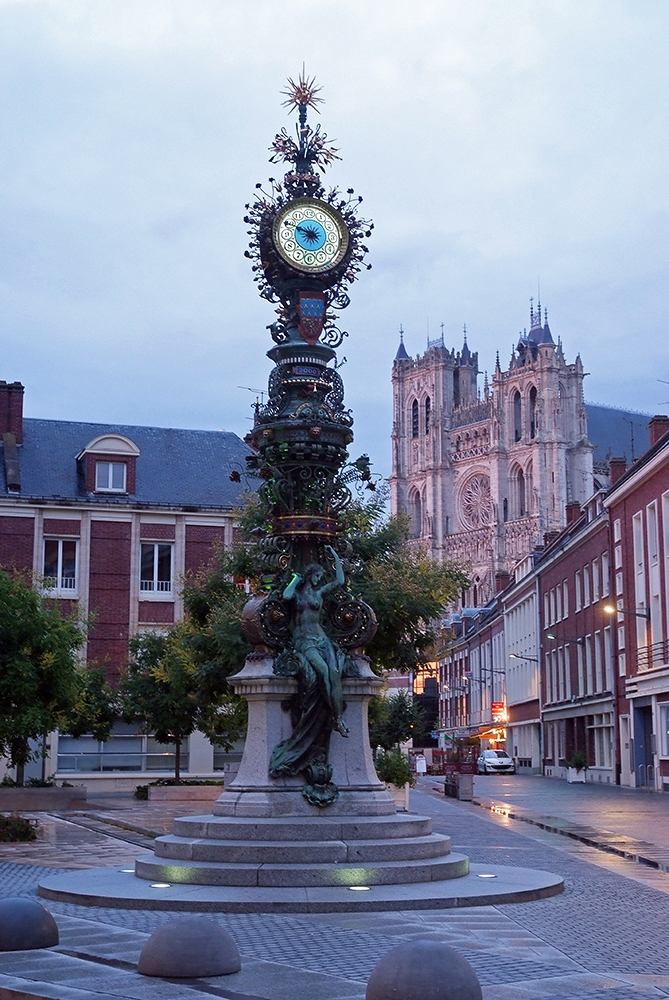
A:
460;474;493;529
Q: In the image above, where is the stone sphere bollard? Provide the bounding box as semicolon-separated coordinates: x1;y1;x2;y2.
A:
138;917;241;978
366;940;482;1000
0;898;59;951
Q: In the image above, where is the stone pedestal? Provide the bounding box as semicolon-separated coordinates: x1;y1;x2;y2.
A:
135;651;470;888
215;652;394;818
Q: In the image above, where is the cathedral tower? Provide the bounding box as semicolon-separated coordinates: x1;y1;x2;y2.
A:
389;304;594;605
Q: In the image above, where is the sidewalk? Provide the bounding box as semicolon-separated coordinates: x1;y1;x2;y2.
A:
422;771;669;872
2;786;669;998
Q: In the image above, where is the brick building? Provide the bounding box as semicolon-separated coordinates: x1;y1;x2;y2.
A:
438;414;669;788
604;415;669;789
537;492;615;783
0;379;250;787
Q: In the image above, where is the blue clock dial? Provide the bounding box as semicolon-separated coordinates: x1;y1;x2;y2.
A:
294;220;326;251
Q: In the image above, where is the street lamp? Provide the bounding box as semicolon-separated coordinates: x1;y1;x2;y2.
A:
603;604;650;621
508;653;539;663
545;632;585;646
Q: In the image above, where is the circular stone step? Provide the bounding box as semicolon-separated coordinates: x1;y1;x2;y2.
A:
134;852;470;888
152;832;453;865
170;813;435;842
38;862;564;912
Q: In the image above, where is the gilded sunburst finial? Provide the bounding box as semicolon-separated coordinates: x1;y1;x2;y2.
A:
281;67;323;114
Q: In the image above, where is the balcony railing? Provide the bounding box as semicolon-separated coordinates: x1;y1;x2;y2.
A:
637;638;669;672
140;580;172;593
44;576;76;591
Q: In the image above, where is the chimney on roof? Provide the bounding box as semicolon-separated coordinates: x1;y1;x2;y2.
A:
609;456;627;485
649;414;669;447
565;501;581;525
494;571;510;594
543;530;560;549
0;381;24;444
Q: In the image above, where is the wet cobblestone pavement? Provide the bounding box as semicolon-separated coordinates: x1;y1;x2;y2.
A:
1;782;669;998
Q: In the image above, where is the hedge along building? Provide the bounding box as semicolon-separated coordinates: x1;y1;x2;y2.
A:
390;305;650;608
0;378;251;788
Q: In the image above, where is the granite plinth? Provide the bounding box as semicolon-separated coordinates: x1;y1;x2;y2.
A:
38;862;564;912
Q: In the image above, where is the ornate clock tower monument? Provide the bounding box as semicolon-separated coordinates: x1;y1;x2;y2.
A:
39;75;563;912
134;76;471;887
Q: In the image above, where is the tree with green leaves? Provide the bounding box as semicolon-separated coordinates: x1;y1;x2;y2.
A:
122;580;249;781
368;690;426;751
339;487;469;675
0;567;88;783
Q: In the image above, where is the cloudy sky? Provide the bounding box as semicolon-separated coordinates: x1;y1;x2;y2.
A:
1;0;667;477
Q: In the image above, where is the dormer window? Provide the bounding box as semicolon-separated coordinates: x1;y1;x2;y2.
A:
96;461;127;493
77;433;140;496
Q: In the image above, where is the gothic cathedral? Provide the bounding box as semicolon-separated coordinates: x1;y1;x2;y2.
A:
389;303;594;605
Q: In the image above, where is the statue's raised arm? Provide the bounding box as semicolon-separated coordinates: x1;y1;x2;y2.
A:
321;544;344;594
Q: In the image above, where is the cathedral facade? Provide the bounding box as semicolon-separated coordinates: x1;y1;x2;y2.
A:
389;303;594;605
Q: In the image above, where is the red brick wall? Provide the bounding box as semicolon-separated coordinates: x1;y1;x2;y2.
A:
140;523;175;540
185;524;225;577
43;519;81;536
0;515;33;575
0;382;24;443
608;450;669;660
87;520;131;683
539;518;610;703
507;699;540;723
138;602;175;624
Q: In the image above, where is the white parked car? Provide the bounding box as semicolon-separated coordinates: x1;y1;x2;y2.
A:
476;749;516;775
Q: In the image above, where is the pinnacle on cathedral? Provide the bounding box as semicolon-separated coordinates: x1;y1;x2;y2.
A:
395;325;410;361
389;301;595;607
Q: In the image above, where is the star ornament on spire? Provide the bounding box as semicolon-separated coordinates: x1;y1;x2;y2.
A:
281;69;324;114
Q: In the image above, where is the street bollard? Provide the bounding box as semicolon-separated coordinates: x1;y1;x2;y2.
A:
366;939;482;1000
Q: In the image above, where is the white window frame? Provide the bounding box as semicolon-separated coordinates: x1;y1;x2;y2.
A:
95;461;127;493
583;564;591;607
601;550;610;598
42;537;78;596
592;558;600;603
140;542;173;596
659;703;669;758
575;570;582;612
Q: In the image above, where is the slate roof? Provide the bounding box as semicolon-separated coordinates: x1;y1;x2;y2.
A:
1;418;252;509
585;404;651;467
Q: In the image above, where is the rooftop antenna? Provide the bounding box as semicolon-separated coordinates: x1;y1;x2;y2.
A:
623;417;636;462
239;385;266;405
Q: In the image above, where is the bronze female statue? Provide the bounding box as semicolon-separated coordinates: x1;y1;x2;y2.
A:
269;545;350;799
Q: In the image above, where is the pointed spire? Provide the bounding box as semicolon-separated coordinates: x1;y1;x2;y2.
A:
484;370;490;400
395;323;410;361
461;323;471;364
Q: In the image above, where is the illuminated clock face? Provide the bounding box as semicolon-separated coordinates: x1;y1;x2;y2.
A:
272;198;349;273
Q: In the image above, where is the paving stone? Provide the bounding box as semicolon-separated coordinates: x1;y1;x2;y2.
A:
4;785;669;999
